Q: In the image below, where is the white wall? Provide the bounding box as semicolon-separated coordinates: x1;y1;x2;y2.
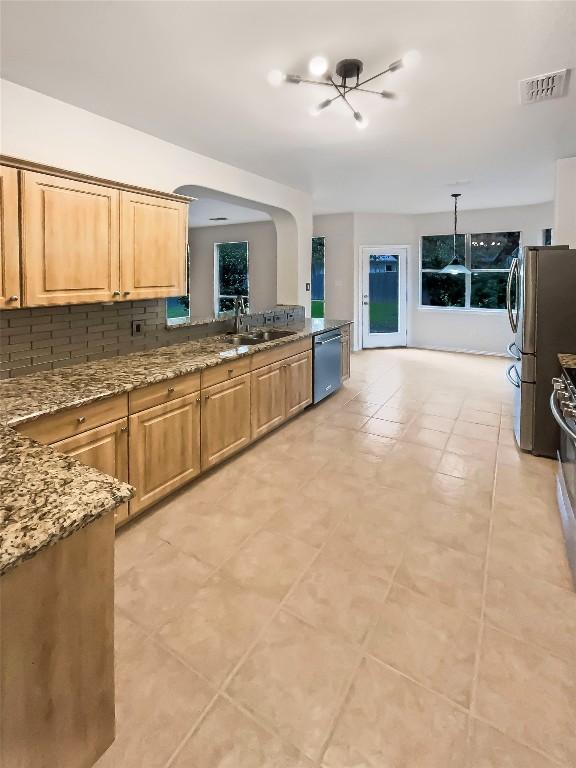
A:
410;203;553;354
188;221;277;317
0;80;312;311
554;157;576;248
313;214;355;323
314;202;553;354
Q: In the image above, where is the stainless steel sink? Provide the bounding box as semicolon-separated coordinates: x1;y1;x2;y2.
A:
261;329;297;340
225;328;297;345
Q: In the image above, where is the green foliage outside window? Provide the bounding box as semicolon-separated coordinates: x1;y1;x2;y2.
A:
217;241;249;312
421;232;520;310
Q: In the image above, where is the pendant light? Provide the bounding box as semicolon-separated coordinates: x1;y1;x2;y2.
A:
441;193;470;275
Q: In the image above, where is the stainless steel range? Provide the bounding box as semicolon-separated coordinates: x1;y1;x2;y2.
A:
551;362;576;587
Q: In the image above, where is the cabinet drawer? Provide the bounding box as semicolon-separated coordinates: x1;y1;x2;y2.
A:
250;337;312;371
16;395;128;445
129;372;201;413
200;357;251;389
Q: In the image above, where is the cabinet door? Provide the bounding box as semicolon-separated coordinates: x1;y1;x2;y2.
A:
251;361;285;440
129;392;201;515
20;171;120;306
0;165;21;309
120;191;187;300
285;351;312;418
52;418;129;526
201;373;251;470
341;335;351;381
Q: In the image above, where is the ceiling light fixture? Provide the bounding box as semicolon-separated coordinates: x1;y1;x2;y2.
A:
268;51;420;128
441;193;470;275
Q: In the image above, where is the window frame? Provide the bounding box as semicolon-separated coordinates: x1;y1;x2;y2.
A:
214;240;250;315
311;235;326;319
419;231;521;313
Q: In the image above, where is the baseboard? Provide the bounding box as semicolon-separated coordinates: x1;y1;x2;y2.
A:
410;345;508;358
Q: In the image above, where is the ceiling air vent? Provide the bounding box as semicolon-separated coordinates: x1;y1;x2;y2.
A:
519;69;570;104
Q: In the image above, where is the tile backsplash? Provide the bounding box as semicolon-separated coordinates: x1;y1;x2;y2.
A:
0;302;304;378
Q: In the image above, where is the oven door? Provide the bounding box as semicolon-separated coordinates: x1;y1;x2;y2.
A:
550;390;576;586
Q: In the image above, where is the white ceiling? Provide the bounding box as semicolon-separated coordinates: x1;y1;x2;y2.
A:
1;1;575;214
187;197;270;228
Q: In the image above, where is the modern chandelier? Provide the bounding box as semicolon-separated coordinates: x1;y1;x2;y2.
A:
267;52;420;129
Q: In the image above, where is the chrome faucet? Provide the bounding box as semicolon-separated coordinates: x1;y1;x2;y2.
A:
233;296;248;334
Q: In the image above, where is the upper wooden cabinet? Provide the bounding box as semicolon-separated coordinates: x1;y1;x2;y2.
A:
120;191;187;299
0;158;190;307
20;171;120;306
0;165;21;309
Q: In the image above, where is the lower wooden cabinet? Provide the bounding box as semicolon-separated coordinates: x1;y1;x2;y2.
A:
251;361;285;439
285;351;313;418
201;373;251;470
129;392;201;515
52;418;129;525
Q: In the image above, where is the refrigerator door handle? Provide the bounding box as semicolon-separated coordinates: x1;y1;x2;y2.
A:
506;341;521;360
506;363;521;389
506;257;519;333
550;391;576;442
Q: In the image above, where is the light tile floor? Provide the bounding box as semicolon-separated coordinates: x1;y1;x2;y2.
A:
96;348;576;768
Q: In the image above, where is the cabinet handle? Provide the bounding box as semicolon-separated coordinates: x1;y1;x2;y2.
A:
123;291;131;296
120;426;128;433
196;396;201;403
77;416;86;424
167;386;175;394
204;394;210;401
7;295;18;302
228;368;234;376
112;290;121;296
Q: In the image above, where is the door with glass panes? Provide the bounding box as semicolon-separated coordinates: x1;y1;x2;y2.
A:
361;246;407;348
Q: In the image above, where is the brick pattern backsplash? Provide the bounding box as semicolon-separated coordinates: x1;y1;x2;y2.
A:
0;302;305;379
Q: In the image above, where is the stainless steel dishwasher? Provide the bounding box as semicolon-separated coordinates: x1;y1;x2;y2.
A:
313;329;342;403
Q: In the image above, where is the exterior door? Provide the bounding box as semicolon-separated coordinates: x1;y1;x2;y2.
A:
0;165;21;309
129;392;201;515
21;171;120;306
201;374;251;470
120;191;187;300
361;246;407;348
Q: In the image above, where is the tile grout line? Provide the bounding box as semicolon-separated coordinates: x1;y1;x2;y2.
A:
465;436;499;763
161;496;345;768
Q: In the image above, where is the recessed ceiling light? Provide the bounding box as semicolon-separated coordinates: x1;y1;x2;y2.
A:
209;217;228;221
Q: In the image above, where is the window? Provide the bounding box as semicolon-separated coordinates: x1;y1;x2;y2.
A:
543;228;552;246
166;244;191;325
420;231;520;310
311;236;325;318
215;241;249;313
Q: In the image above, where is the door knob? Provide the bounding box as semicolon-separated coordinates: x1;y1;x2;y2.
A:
7;295;18;302
113;290;121;296
77;416;86;424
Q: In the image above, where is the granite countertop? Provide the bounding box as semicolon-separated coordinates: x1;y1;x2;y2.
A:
559;353;576;370
0;318;349;575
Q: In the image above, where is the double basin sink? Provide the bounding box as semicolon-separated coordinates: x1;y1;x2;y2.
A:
226;328;297;346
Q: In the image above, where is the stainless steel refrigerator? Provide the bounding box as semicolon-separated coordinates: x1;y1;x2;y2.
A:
506;245;576;458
